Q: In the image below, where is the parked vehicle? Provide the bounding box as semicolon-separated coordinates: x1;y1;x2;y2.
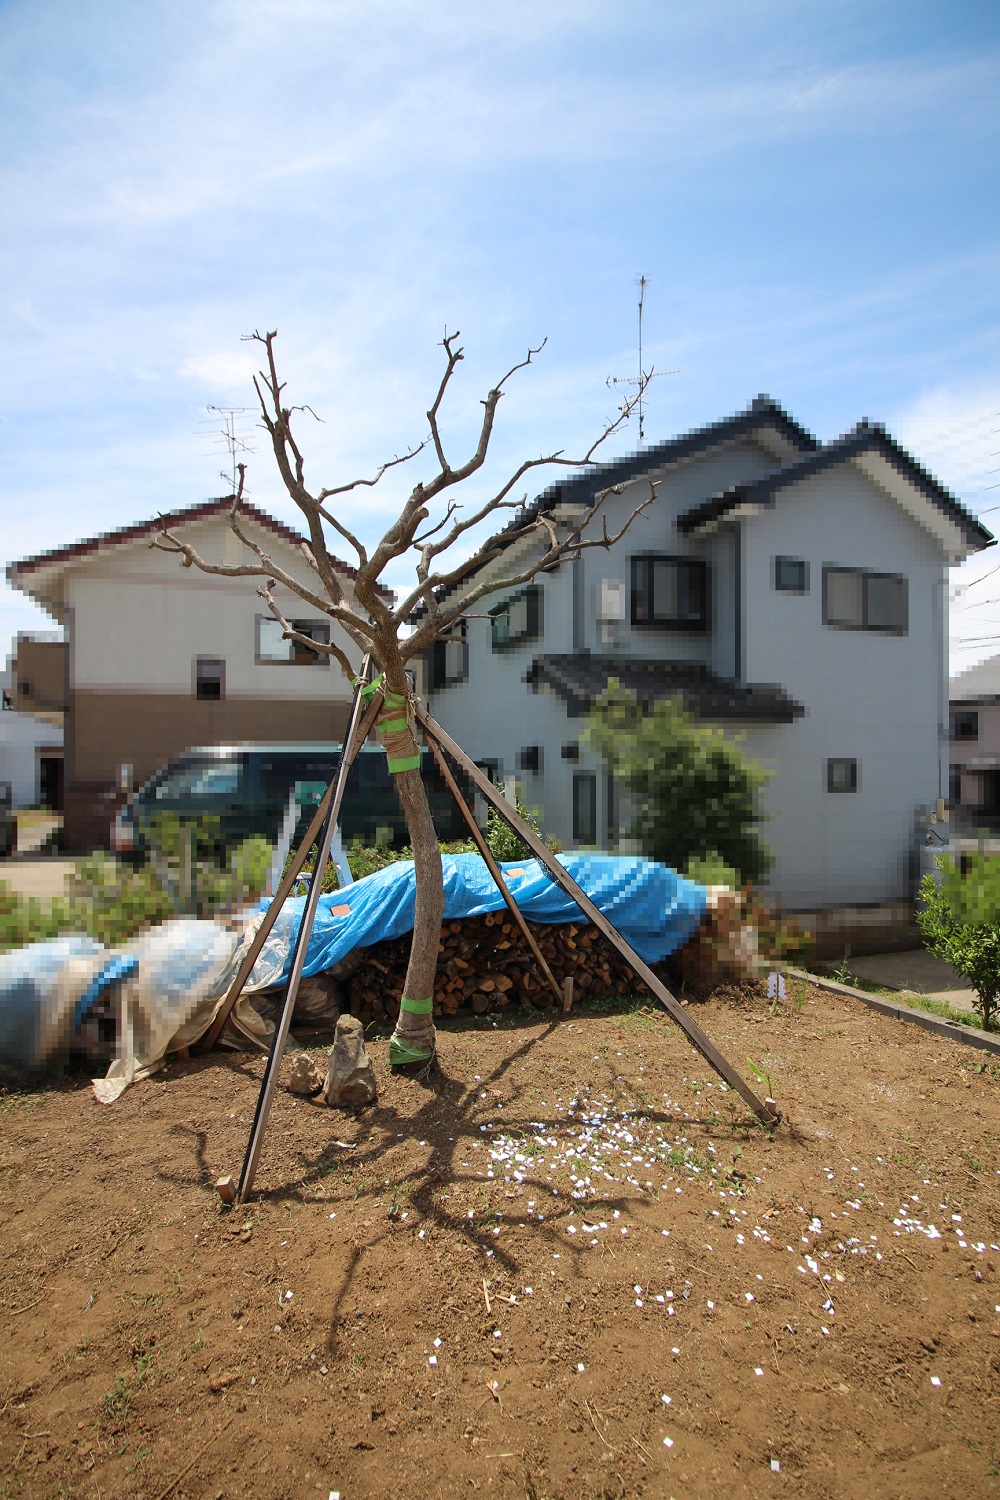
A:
111;742;473;860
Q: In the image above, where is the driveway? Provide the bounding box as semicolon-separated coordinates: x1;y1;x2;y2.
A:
846;948;979;1017
0;855;76;900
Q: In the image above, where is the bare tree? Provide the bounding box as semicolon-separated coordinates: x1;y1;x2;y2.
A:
156;330;655;1067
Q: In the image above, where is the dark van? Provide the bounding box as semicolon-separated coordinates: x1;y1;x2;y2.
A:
111;742;471;859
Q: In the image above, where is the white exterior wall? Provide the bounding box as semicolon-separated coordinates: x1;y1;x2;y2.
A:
568;439;776;664
0;713;63;807
64;516;356;702
429;437;785;851
739;463;946;907
429;439;956;910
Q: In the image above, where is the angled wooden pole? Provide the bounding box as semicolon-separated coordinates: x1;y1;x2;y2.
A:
423;729;565;1009
415;702;779;1127
237;662;384;1202
200;689;385;1052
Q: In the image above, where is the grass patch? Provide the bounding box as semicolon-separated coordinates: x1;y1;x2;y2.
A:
810;966;991;1031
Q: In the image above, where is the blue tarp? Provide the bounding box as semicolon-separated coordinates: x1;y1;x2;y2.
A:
246;853;707;990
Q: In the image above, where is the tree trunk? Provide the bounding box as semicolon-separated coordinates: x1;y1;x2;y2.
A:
374;665;441;1067
388;765;442;1065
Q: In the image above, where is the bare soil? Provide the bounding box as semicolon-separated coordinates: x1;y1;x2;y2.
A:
2;980;1000;1500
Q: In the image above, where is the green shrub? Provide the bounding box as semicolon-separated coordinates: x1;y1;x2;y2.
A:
684;850;740;889
916;853;1000;1031
0;822;275;954
587;682;771;884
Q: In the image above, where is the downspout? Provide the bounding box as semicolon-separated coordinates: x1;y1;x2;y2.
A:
733;523;743;683
936;567;947;803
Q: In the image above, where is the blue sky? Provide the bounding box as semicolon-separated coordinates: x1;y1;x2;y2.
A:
2;0;998;670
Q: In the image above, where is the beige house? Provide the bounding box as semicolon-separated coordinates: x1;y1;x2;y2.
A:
8;499;373;850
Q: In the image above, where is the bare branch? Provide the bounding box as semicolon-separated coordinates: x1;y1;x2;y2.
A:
401;479;658;657
257;583;358;680
425;330;465;474
151;522;378;649
317;441;429;503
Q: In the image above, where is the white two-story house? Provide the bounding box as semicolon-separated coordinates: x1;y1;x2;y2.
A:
421;396;992;927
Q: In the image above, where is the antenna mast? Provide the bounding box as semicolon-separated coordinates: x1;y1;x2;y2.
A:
607;274;677;443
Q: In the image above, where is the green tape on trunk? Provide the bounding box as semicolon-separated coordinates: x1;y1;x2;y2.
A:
387;755;421;772
378;717;409;734
399;995;434;1015
383;689;407;707
354;673;384;701
389;1035;434;1066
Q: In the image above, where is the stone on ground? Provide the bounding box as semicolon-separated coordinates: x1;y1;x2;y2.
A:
323;1014;377;1108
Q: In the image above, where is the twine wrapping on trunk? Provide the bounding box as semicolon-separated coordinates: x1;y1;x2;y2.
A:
377;687;421;773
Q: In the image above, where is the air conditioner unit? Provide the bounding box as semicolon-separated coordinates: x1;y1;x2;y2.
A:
598;579;626;622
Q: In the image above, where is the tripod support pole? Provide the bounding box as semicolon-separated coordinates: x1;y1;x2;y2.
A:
414;702;779;1128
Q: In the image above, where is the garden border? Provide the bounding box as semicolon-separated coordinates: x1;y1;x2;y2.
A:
790;967;1000;1058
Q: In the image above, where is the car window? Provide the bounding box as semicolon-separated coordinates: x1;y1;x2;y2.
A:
152;760;242;800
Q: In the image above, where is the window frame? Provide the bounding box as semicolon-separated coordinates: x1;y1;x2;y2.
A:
774;556;809;594
255;614;331;666
490;586;542;652
826;757;859;794
195;657;225;701
950;708;979;742
822;567;908;635
427;620;469;689
572;771;597;845
630;554;709;632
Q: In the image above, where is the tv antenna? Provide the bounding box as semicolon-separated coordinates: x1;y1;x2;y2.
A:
607;274;677;442
202;406;258;494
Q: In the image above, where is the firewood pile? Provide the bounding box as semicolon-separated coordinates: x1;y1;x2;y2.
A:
336;911;657;1027
326;887;756;1027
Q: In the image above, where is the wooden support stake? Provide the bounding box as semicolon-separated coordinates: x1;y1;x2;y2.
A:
415;702;779;1127
236;664;382;1202
199;690;385;1052
423;730;565;1010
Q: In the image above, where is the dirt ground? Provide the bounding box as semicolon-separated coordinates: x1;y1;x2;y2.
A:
1;980;999;1500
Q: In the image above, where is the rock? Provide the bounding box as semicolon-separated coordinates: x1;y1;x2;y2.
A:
323;1015;377;1109
286;1053;323;1096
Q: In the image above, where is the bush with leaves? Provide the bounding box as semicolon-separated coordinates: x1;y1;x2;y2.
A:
146;814;272;916
916;853;1000;1031
587;682;771;885
0;822;274;955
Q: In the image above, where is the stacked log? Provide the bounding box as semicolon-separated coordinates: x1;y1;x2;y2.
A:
342;912;657;1027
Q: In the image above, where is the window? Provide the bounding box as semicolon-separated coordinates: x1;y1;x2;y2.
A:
256;616;330;664
195;658;224;701
949;767;963;804
475;759;501;784
153;757;241;800
775;556;809;593
827;758;858;793
427;621;468;689
561;742;581;762
631;555;708;630
573;772;597;844
517;745;542;774
951;709;979;742
823;568;907;634
490;587;542;651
